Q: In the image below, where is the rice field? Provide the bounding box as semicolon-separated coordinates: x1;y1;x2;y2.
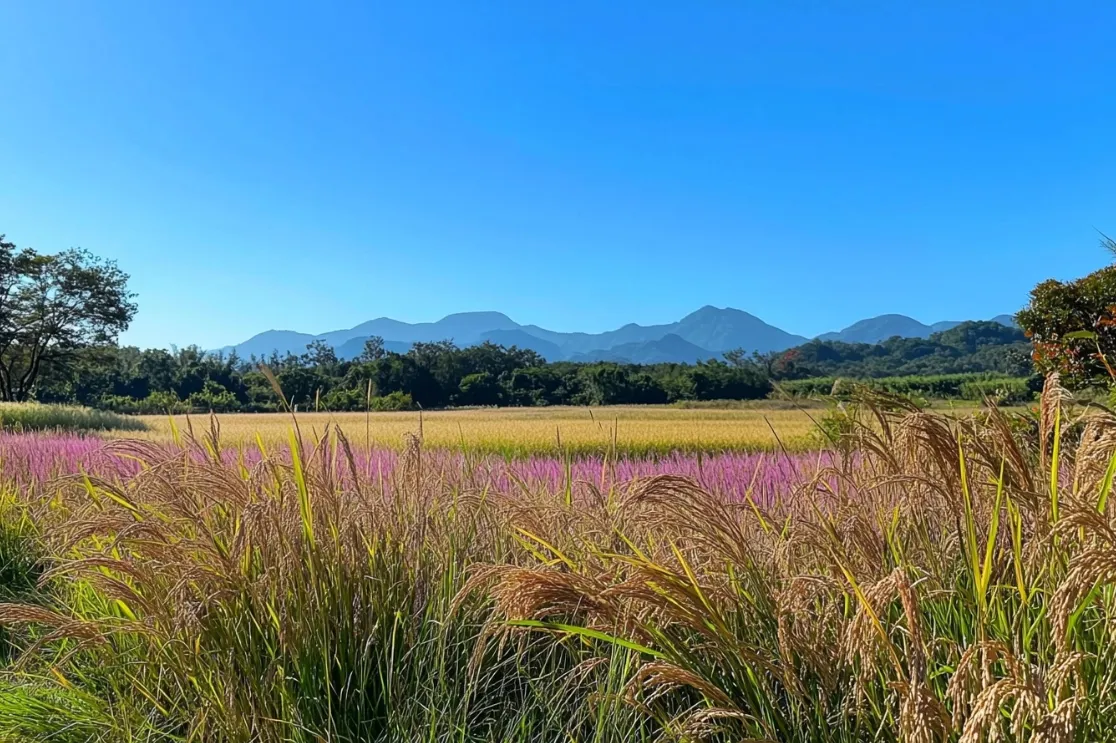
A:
125;404;826;457
3;388;1114;742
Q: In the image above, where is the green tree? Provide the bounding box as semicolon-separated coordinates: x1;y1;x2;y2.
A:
0;235;136;401
277;367;330;409
187;380;239;412
457;371;502;406
933;320;1024;353
358;336;386;362
304;340;339;370
688;360;771;400
1017;237;1116;387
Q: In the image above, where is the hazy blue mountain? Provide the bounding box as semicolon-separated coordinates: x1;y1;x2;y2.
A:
669;306;807;353
817;315;935;344
224;313;522;359
218;330;318;359
320;311;520;348
220;308;1020;365
333;337;412;360
517;306;805;356
518;322;674;355
570;334;716;364
318;318;417;348
991;314;1018;328
818;314;1018;344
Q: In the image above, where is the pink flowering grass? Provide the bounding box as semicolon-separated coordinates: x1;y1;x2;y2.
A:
5;398;1106;743
0;431;835;503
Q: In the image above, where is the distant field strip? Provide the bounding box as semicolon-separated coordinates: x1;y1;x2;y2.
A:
129;405;824;456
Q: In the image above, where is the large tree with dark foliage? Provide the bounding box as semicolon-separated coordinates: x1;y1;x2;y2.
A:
0;235;136;401
1017;236;1116;388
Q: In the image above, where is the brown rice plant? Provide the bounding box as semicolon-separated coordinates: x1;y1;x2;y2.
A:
476;379;1116;741
0;430;652;742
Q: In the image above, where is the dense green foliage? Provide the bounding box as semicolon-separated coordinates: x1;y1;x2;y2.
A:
778;372;1039;404
753;320;1031;380
0;235;136;402
30;341;772;411
23;320;1034;413
1017;238;1116;388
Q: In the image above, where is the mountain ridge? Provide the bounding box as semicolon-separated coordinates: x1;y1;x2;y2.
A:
818;313;1018;345
219;309;1018;365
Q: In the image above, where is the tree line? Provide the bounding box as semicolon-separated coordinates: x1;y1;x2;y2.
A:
21;228;1116;413
26;319;1034;413
34;340;771;412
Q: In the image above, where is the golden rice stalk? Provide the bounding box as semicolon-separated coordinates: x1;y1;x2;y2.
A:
774;575;842;697
1072;414;1116;497
0;603;107;668
626;660;737;710
1051;548;1116;649
947;641;1022;730
896;680;951;743
1052;500;1116;546
1039;372;1070;464
951;638;1082;743
980;402;1035;492
677;706;774;742
842;569;903;685
0;604;94;635
471;564;623;628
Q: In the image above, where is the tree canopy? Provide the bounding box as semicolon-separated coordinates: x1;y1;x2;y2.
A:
1017;236;1116;388
0;235;136;401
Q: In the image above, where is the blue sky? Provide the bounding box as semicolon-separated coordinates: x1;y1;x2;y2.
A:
2;1;1114;349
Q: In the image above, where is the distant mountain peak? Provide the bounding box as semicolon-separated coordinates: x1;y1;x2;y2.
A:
686;304;743;318
217;307;1019;366
818;313;1018;344
439;310;516;322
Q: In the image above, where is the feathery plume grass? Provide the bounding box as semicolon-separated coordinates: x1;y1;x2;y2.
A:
0;384;1114;740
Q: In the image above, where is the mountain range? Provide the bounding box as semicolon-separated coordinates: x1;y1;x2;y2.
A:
219;308;1018;365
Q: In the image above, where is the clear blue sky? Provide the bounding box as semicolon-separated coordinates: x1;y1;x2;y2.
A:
2;2;1114;349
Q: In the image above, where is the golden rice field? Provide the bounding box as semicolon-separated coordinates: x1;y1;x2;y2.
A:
125;404;829;457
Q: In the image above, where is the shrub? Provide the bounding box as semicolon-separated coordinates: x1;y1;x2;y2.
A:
370;391;414;411
320;386;366;411
808;401;860;450
958;376;1034;404
99;391;187;415
777;372;1033;402
186;380;239;412
317;388;415;412
456;371;502;406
